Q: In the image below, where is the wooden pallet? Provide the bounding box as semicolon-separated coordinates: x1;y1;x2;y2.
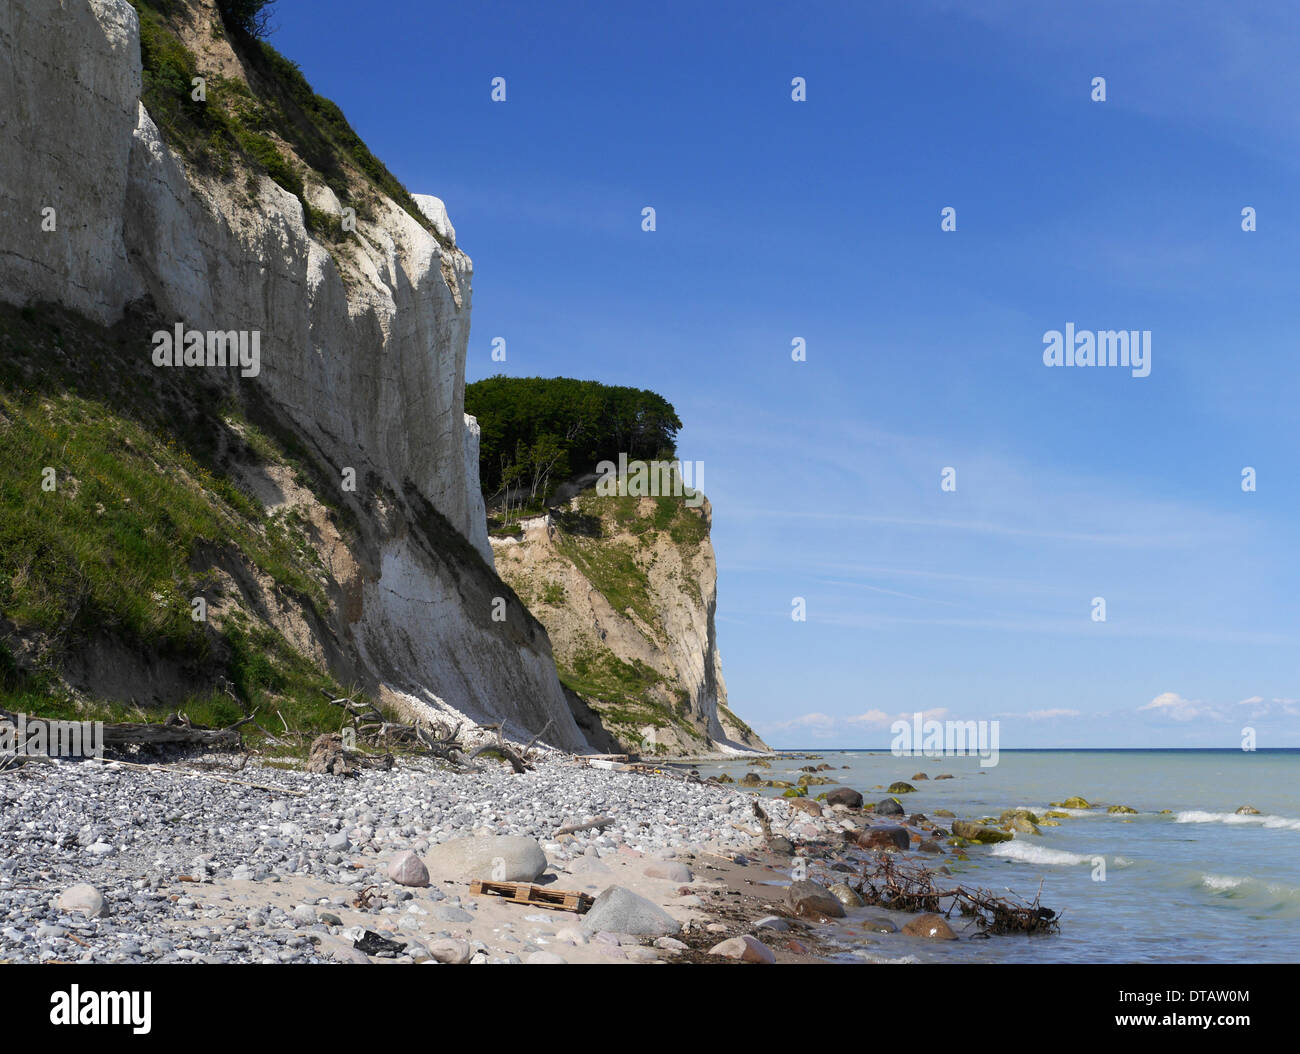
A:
469;880;594;914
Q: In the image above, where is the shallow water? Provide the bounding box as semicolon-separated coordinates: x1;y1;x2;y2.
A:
692;749;1300;963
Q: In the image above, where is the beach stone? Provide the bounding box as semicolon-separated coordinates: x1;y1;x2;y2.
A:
1235;805;1261;815
428;938;472;964
856;826;911;851
787;798;823;817
917;839;943;854
951;820;1012;843
902;914;956;940
888;781;916;794
786;880;846;920
654;936;688;952
644;861;693;883
526;951;566;964
1007;816;1042;835
862;916;898;933
754;916;790;932
581;886;681;937
999;808;1041;825
1107;805;1137;815
934;774;955;780
825;787;863;809
768;835;795;855
319;936;371;963
829;882;864;908
874;798;905;817
388;850;430;887
1059;796;1091;809
911;773;929;780
710;935;775;963
424;835;546;883
57;884;105;918
934;808;955;817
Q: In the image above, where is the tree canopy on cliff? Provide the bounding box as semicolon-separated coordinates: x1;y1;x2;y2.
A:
466;376;681;507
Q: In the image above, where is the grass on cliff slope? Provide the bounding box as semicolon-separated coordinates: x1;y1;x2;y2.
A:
129;0;443;244
542;489;716;752
0;302;363;752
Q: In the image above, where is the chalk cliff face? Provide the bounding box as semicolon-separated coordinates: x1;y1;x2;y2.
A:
0;0;585;748
491;491;769;757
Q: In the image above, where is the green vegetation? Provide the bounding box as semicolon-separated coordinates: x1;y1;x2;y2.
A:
0;302;358;750
465;376;682;513
128;0;441;242
553;536;655;626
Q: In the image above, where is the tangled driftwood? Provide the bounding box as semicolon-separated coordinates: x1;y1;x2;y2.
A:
853;854;1061;937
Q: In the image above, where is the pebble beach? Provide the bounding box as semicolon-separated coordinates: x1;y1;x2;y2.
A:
0;748;852;965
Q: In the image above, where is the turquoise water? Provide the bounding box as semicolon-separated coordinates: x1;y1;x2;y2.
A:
692;749;1300;963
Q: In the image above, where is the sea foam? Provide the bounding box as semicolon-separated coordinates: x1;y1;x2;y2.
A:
990;842;1092;866
1174;810;1300;831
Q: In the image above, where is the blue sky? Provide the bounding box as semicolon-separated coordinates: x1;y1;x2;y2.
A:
273;0;1298;748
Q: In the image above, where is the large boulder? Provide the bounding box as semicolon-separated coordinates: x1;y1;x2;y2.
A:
58;884;105;917
581;886;681;937
855;826;911;851
951;820;1012;844
874;797;905;817
388;850;430;887
786;880;846;919
425;835;547;883
824;787;863;809
902;913;957;940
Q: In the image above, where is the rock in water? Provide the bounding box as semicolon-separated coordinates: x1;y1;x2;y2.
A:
1107;805;1138;815
829;882;864;908
902;914;957;940
425;835;547;882
888;781;916;794
389;850;430;887
786;880;846;919
825;787;863;809
58;884;105;917
874;797;905;817
580;886;681;937
1235;805;1261;815
951;820;1013;843
709;935;776;963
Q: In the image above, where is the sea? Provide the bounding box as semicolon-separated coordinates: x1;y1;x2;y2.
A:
691;749;1300;963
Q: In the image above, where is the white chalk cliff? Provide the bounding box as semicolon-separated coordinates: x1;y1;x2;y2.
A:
0;0;587;748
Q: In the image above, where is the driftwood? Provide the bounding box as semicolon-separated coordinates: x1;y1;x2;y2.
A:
852;854;1061;937
322;690;470;769
0;706;254;753
468;721;534;774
